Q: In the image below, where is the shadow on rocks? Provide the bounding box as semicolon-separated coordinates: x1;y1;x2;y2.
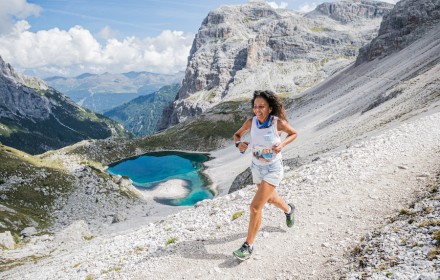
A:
146;225;286;268
218;226;287;268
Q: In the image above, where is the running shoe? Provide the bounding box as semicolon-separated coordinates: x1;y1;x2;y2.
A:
233;242;253;260
285;203;295;228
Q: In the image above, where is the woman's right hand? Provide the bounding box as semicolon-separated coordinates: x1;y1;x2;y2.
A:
238;141;249;153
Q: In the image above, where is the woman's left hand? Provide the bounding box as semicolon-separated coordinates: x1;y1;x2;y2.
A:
272;143;283;154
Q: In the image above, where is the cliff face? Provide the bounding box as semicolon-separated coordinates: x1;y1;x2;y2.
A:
0;57;52;121
0;56;128;154
158;1;393;130
356;0;440;64
311;0;393;23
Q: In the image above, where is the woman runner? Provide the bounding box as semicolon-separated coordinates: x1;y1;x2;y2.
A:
232;90;298;260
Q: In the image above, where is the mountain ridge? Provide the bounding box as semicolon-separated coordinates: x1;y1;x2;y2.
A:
0;56;129;155
357;0;440;64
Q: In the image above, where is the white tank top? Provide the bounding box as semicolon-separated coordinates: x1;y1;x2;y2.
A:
250;116;282;165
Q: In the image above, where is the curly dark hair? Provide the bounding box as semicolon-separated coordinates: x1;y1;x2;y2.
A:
251;90;287;121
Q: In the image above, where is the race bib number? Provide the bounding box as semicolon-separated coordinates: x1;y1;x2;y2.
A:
252;145;274;162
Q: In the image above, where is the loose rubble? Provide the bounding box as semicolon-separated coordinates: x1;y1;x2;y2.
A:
342;176;440;279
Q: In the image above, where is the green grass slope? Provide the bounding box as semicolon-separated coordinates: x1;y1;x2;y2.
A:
0;144;75;234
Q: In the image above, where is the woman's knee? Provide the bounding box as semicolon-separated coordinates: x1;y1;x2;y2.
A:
249;202;263;215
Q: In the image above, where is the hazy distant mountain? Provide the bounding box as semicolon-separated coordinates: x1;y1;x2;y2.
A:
104;84;180;137
0;56;129;155
45;71;184;113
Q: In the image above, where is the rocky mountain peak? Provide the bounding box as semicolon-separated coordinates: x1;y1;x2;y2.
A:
0;55;48;91
157;1;393;130
179;2;281;100
0;55;21;82
309;0;393;23
356;0;440;64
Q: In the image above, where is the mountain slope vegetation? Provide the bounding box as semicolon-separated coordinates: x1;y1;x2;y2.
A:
0;56;129;155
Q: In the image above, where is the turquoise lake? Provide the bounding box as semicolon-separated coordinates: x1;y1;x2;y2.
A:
107;151;213;206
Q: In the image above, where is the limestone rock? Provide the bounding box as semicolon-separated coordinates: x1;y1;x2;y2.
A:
20;227;38;238
111;213;127;224
54;220;92;244
0;231;15;249
308;0;392;23
357;0;440;64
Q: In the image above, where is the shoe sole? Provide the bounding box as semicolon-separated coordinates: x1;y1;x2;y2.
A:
233;252;251;261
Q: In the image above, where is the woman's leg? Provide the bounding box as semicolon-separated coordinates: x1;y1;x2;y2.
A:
267;189;289;213
245;180;276;245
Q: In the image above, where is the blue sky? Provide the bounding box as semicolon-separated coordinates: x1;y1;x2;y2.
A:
0;0;397;78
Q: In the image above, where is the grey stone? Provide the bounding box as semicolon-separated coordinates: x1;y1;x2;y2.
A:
54;220;93;244
357;0;440;64
0;231;15;249
111;213;126;224
20;227;38;238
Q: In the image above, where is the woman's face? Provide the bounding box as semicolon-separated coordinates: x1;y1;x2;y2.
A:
253;97;272;123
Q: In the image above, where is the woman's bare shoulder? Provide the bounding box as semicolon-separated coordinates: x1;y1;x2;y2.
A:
244;117;253;127
277;118;294;131
277;118;288;127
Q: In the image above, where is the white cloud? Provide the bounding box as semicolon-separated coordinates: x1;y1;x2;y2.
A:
98;26;120;41
266;1;289;9
379;0;399;3
0;0;41;35
0;21;194;77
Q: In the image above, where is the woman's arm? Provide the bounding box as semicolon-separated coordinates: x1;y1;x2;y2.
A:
233;118;252;152
273;118;297;154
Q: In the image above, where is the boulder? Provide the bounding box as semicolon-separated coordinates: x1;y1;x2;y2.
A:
20;227;38;238
0;231;15;249
54;220;93;244
111;213;127;224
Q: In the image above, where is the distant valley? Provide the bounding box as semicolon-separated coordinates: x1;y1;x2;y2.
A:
103;84;180;137
45;71;183;113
